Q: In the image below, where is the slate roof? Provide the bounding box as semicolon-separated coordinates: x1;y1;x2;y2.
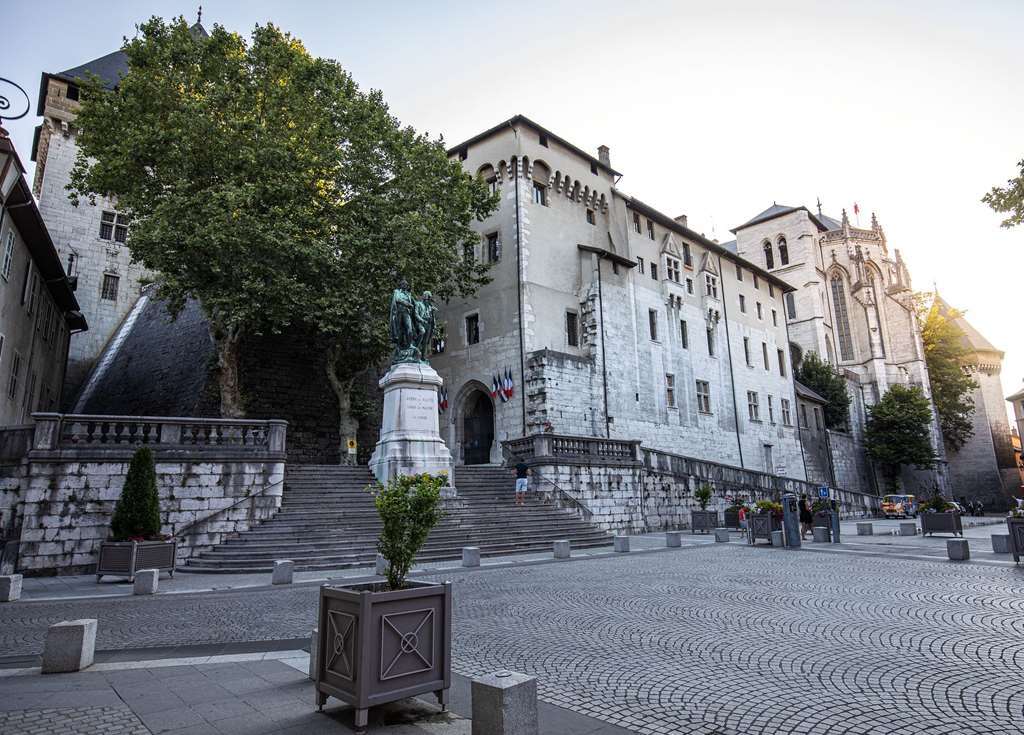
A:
719;239;737;254
934;295;1002;357
731;203;841;234
1007;385;1024;403
794;380;828;404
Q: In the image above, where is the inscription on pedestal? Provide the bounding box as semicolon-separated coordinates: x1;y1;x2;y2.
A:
403;392;437;433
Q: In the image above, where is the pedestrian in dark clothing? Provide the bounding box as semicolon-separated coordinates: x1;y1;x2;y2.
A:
799;494;814;540
513;461;530;506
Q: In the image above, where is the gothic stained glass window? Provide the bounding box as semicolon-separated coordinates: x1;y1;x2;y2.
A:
763;241;774;270
778;237;789;266
830;275;854;361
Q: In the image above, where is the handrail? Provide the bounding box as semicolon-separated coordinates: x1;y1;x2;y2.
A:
173;477;285;541
531;471;594;523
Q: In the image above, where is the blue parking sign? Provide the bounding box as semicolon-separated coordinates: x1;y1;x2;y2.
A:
818;486;830;499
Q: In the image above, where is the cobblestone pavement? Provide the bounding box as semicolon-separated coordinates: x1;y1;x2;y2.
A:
0;705;148;734
3;543;1024;733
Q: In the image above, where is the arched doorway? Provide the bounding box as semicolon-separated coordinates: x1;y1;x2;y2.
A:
462;391;495;465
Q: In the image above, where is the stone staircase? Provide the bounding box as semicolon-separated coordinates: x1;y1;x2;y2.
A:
181;464;611;574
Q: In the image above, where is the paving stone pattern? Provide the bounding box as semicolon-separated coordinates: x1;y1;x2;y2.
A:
0;705;148;734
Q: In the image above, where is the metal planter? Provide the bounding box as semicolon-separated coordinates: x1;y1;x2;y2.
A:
315;580;451;734
1007;517;1024;563
96;540;176;582
920;512;963;537
747;513;781;545
723;510;740;529
691;510;719;534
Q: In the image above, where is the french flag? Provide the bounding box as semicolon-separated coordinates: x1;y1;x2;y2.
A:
490;375;499;400
503;368;514;399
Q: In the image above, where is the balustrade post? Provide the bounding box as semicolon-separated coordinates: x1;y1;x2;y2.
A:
31;413;61;451
534;433;551;459
161;420;182;446
267;420;288;454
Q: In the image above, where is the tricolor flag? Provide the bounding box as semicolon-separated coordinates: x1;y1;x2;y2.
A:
490;375;499;400
438;388;448;412
503;368;514;399
497;372;509;403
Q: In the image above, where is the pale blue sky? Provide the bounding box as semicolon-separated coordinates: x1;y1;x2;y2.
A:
5;0;1023;417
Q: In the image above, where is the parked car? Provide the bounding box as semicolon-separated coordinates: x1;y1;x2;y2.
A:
882;494;917;518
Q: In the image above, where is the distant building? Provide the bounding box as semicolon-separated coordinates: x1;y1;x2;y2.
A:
0;129;86;425
1006;385;1024;496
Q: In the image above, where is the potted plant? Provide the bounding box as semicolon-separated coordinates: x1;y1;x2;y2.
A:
314;473;450;735
1007;504;1024;564
747;500;783;545
96;447;176;581
811;498;832;530
723;499;744;529
690;483;718;534
918;490;963;537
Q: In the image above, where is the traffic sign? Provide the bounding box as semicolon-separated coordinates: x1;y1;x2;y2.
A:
818;486;830;499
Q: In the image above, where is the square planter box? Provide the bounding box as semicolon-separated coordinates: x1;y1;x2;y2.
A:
748;513;781;545
691;510;719;534
920;512;963;537
315;580;451;734
1007;517;1024;564
813;511;832;529
723;510;741;529
96;540;176;582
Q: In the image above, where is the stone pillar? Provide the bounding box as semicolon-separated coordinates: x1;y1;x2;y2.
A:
31;413;61;451
42;619;97;674
272;560;294;585
472;670;539;735
267;420;288;455
0;574;22;602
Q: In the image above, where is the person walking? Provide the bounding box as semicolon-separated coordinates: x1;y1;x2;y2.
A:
799;494;814;540
513;461;531;507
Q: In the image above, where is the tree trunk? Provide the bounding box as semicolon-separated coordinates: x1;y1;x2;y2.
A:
212;323;245;418
326;344;360;465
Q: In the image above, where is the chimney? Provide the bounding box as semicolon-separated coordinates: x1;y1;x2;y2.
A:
597;145;610;168
674;214;688;229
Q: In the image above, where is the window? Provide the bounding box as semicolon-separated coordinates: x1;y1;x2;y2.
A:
777;348;786;377
680;320;688;348
778;237;789;266
763;241;774;270
532;182;547;205
666;374;676;408
457;147;468;161
637;256;645;274
487;177;498;195
647;219;655;240
685;278;694;295
767;395;775;424
772;309;778;327
20;263;30;304
66;83;80;101
781;399;792;426
0;334;5;364
465;314;480;345
682;243;692;267
666;257;681;283
800;404;809;427
769;284;775;298
8;351;20;400
486;233;500;263
753;274;760;290
736;264;743;281
25;372;37;415
743;337;751;365
648;309;658;341
538;133;548;147
590;162;598;175
651;264;658;281
785;292;796;319
463;243;475;263
101;273;119;301
696;380;712;413
739;294;746;313
706;328;715;356
814;406;822;430
747;391;760;422
762;342;769;370
830;275;854;361
566;312;579;347
756;302;763;320
1;231;13;280
27;272;38;315
633;212;642;234
704;274;718;298
100;211;129;243
586;209;595;225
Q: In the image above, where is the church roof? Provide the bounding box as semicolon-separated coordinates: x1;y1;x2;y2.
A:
1007;385;1024;403
730;203;839;234
934;295;1002;357
719;239;738;254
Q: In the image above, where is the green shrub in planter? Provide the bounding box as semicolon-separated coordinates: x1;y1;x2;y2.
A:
110;447;162;541
694;484;713;510
373;473;445;590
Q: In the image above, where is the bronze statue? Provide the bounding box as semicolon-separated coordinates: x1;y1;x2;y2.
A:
415;291;436;360
388;280;437;365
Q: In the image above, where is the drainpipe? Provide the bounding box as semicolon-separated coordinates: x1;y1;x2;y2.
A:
596;255;610;438
782;300;810;482
513;153;527;437
717;255;744;467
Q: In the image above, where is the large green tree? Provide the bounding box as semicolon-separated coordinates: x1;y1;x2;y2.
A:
795;351;850;430
982;158;1024;228
917;294;977;451
69;17;494;421
864;384;938;491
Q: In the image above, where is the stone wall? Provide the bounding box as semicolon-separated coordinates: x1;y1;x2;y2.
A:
11;414;286;575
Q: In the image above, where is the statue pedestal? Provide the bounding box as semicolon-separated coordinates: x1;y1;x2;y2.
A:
369;363;453;486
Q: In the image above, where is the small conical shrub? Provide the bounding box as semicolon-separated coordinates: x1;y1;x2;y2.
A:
110;447;162;541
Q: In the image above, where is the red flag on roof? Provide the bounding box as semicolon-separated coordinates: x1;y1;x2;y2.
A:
853;202;860;216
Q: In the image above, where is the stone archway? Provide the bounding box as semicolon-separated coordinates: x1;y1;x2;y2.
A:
461;390;495;465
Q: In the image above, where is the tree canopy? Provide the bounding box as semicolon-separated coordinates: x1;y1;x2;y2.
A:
69;17;495;417
795;351;850;430
982;158;1024;228
864;384;938;490
916;294;977;451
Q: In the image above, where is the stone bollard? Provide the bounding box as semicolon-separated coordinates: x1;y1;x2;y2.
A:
613;536;630;553
272;560;294;585
0;574;23;602
812;526;831;543
375;553;388;576
666;531;682;548
472;670;539;735
899;522;917;537
42;619;97;674
714;528;730;543
856;522;873;536
947;539;970;561
308;627;318;680
133;569;158;596
991;534;1010;554
770;530;784;547
553;540;570;560
462;546;481;567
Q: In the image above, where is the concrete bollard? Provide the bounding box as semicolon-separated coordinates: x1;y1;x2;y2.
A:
462;546;481;567
899;522;917;537
553;540;570;559
308;627;318;680
42;619;97;674
613;536;630;553
991;534;1010;554
770;530;784;547
856;522;873;536
666;531;682;548
714;528;730;543
375;553;388;576
812;526;831;543
947;539;970;561
272;560;294;585
133;569;158;595
472;670;539;735
0;574;23;602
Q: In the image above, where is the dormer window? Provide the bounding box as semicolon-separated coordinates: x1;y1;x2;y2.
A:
704;274;718;299
666;257;681;283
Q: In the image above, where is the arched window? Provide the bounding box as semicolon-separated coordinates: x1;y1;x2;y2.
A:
825;335;836;365
763;240;774;270
778;236;789;266
830;274;854;361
